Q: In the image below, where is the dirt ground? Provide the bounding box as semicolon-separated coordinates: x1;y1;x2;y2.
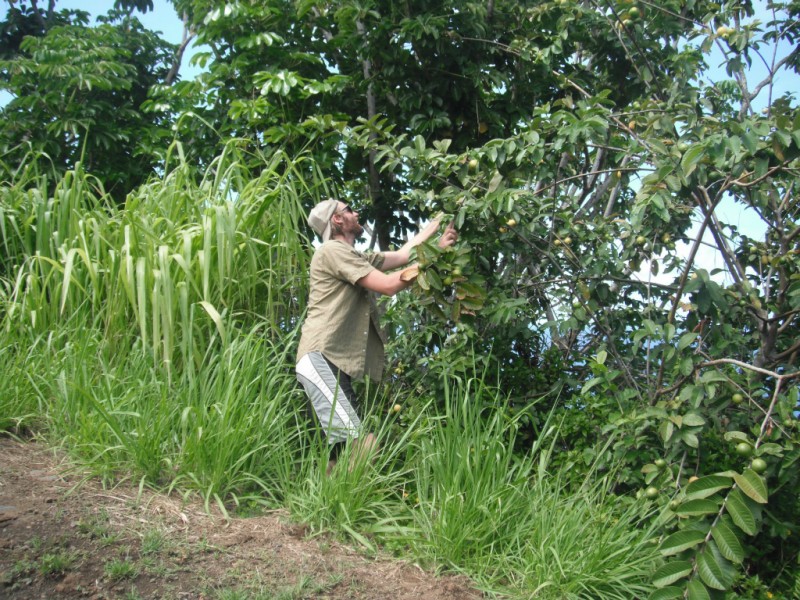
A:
0;437;483;599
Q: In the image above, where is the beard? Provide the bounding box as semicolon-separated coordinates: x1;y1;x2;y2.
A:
346;219;364;238
330;218;364;240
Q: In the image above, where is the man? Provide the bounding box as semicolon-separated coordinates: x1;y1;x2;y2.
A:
295;198;458;471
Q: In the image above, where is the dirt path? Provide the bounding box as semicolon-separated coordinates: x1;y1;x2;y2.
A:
0;437;481;599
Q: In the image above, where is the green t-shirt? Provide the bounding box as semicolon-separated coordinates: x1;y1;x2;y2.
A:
296;240;387;381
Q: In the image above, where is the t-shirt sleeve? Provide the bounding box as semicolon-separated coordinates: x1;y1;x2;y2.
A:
321;242;383;285
368;252;385;270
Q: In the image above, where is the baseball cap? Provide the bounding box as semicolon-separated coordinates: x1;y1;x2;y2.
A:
308;199;339;242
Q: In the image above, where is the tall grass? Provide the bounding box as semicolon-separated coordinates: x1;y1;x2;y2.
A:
26;319;306;511
1;143;320;372
284;383;421;550
0;149;661;598
0;327;51;433
401;375;660;598
282;372;661;598
0;142;327;502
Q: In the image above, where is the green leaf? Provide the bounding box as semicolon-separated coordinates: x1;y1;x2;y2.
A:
678;331;698;350
652;561;693;588
685;475;733;500
733;469;768;504
726;489;758;535
450;298;461;321
682;413;705;427
456;281;484;297
660;529;706;556
427;269;443;291
697;546;733;590
680;144;706;177
681;430;699;449
648;586;684;600
711;522;744;563
679;356;694;376
755;443;783;457
741;131;758;153
659;420;674;443
698;370;727;383
460;297;485;311
674;499;720;516
199;301;227;346
723;431;750;444
487;171;504;193
687;578;711;600
582;377;604;395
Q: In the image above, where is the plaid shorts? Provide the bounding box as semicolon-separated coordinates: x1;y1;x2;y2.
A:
296;352;362;444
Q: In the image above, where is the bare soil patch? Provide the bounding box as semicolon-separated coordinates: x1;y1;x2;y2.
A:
0;437;481;599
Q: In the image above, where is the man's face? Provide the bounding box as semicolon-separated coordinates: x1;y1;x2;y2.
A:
335;202;363;237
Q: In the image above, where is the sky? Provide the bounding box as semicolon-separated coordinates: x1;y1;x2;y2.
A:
56;0;206;78
54;0;187;43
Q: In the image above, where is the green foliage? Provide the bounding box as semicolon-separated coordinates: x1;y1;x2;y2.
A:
0;9;176;202
0;147;324;506
38;549;78;576
404;375;661;598
411;239;486;322
2;0;800;597
104;558;139;581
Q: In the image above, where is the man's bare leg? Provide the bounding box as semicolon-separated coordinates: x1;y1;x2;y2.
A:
349;433;378;471
325;433;378;475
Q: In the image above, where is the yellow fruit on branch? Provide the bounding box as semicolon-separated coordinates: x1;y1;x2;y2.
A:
716;25;734;38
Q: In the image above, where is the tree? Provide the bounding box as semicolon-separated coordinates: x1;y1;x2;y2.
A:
0;3;180;202
364;3;800;596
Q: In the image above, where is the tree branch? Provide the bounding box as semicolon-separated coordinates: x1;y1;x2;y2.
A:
28;0;47;30
164;14;195;86
747;54;793;102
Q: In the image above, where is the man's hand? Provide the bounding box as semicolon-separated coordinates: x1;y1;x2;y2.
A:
411;217;443;246
437;221;458;249
381;218;459;271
